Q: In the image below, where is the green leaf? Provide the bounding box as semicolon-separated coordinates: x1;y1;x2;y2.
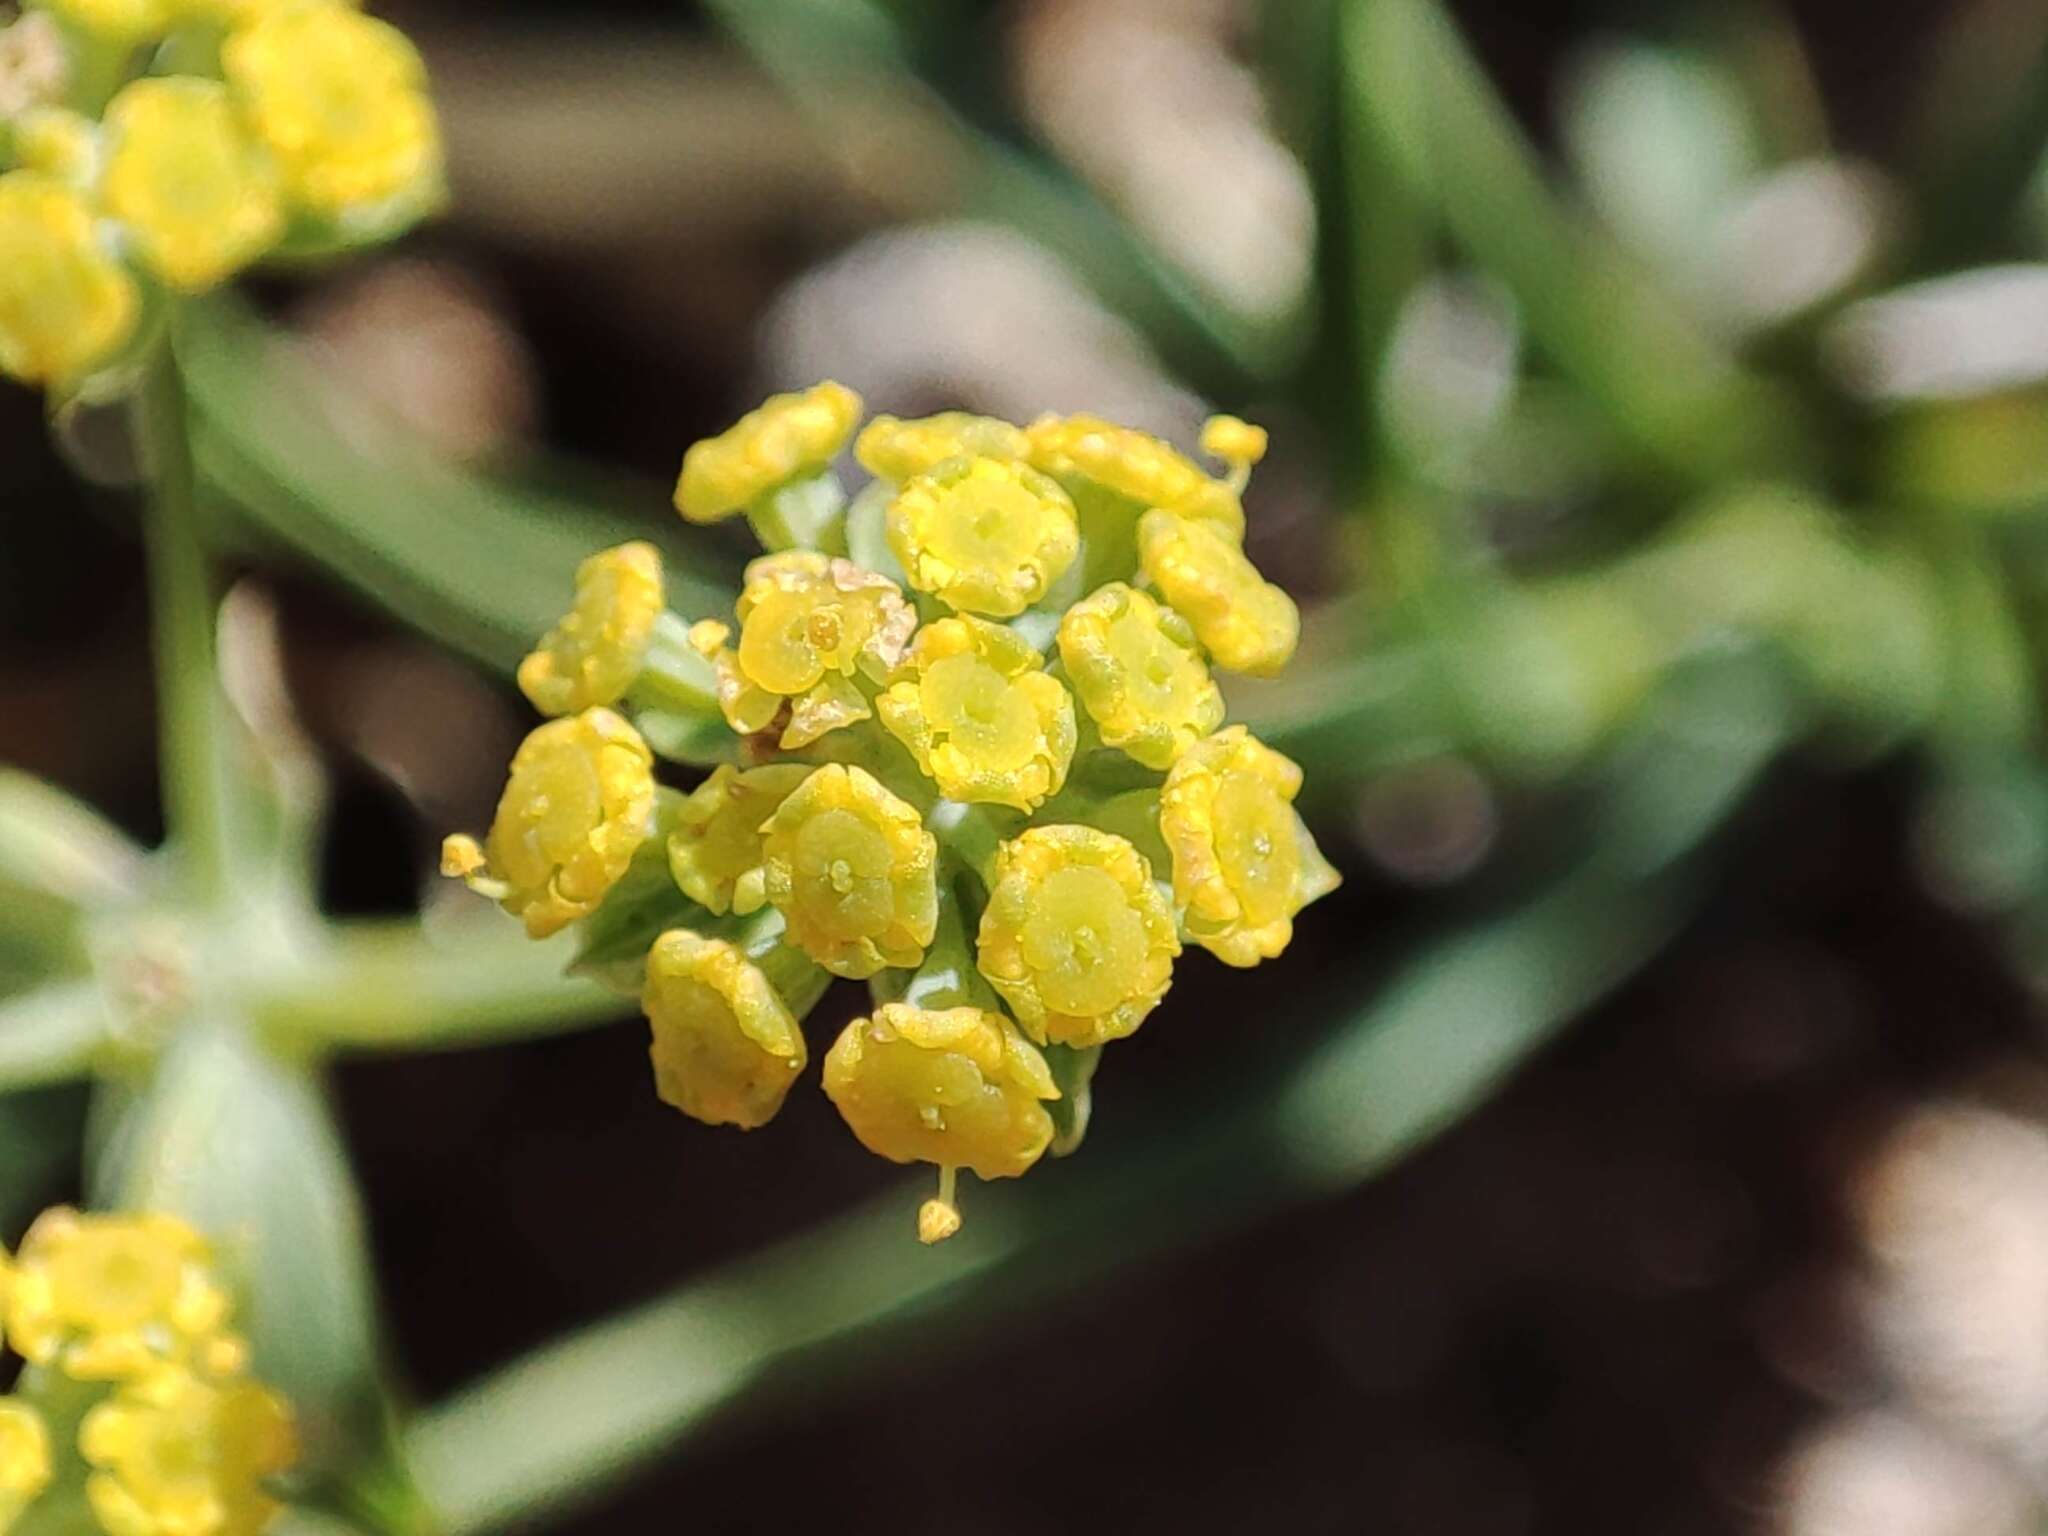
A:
1340;0;1796;484
180;294;738;678
699;0;1295;386
91;1024;431;1535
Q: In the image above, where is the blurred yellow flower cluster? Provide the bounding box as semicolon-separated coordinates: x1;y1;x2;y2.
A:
446;388;1339;1241
0;0;440;388
0;1207;294;1536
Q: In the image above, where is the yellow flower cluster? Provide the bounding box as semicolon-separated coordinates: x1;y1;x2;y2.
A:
0;0;440;388
0;1207;295;1536
448;394;1339;1242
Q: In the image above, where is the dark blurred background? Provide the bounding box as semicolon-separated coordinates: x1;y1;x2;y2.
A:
11;1;2048;1532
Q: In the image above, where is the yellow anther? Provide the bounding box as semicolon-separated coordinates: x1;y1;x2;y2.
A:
714;551;915;748
101;77;283;293
1056;582;1224;769
1200;414;1268;469
760;764;936;979
222;5;442;220
0;171;138;387
686;618;730;656
517;541;665;717
674;381;862;524
1025;412;1244;537
4;1209;229;1382
80;1365;295;1536
877;614;1075;811
886;455;1079;619
666;762;812;915
1159;726;1340;967
977;825;1179;1048
822;1003;1057;1182
644;929;807;1130
1137;510;1299;676
445;708;656;939
854;411;1029;483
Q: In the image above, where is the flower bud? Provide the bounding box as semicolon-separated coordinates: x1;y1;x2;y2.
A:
822;1003;1057;1180
517;541;666;717
886;455;1079;619
878;614;1074;811
1159;726;1339;966
1025;412;1244;536
977;825;1178;1048
4;1209;229;1382
441;707;656;939
222;5;442;222
712;551;915;748
101;77;283;293
854;411;1028;483
760;763;937;979
1056;582;1224;768
644;929;807;1130
0;171;138;386
666;762;812;915
1137;510;1299;676
80;1366;294;1536
675;381;861;524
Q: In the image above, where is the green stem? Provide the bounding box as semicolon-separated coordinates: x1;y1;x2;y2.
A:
141;324;229;905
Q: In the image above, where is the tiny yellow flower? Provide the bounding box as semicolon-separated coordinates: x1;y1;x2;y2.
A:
0;171;138;386
517;541;665;717
0;1400;50;1533
644;929;807;1130
886;455;1079;619
760;763;937;979
441;707;656;939
854;411;1029;483
222;5;441;220
1159;726;1340;967
877;614;1074;811
12;108;97;188
977;825;1179;1049
4;1209;229;1382
1137;509;1300;676
822;1003;1057;1180
1056;582;1224;769
715;551;915;748
1199;413;1269;470
666;762;812;915
101;78;283;293
30;0;170;46
1025;412;1244;537
674;381;861;524
80;1366;295;1536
